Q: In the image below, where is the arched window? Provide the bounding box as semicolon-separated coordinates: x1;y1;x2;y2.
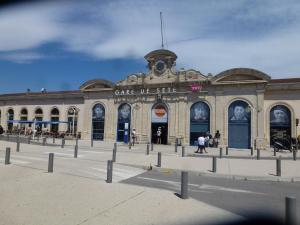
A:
67;107;78;136
51;108;59;115
228;100;251;149
7;109;14;131
20;108;28;116
34;108;43;130
270;105;291;146
190;102;210;145
20;108;28;129
50;108;60;133
35;108;43;115
92;104;105;140
117;103;131;142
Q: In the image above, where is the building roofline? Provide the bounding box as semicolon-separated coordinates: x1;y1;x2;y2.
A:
269;78;300;84
0;90;81;97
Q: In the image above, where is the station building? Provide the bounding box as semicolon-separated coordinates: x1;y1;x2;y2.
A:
0;49;299;149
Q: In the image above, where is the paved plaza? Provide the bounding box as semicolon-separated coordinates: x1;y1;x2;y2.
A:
0;137;299;224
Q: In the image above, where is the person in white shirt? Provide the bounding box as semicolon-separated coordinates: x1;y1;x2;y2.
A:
195;133;207;153
131;128;136;146
157;127;162;144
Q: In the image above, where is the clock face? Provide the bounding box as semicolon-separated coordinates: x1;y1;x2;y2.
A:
154;60;166;74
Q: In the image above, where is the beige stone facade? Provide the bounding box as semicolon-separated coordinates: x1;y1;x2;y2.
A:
0;49;299;149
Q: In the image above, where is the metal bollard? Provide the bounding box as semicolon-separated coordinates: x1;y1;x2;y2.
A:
112;146;117;162
74;145;78;158
129;141;132;150
175;138;178;153
53;136;55;144
157;152;162;167
251;146;254;156
91;138;94;147
5;147;11;165
274;147;276;157
61;138;65;148
48;153;54;173
106;160;113;183
182;146;185;157
181;171;189;199
114;142;117;151
257;149;260;160
151;143;154;151
212;156;217;173
293;150;297;161
276;157;281;176
219;147;223;158
226;146;229;155
43;137;46;146
16;136;20;152
146;143;150;155
286;196;297;225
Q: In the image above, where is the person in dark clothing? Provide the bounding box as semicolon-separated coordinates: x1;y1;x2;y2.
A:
214;130;221;147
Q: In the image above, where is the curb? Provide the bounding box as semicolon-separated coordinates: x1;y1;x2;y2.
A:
115;162;300;183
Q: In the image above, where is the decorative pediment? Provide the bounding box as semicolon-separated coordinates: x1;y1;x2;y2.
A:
212;68;271;84
80;79;115;91
116;73;145;86
178;69;208;82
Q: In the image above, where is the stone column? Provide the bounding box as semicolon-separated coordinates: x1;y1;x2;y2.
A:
256;90;265;149
60;104;68;132
1;107;7;131
215;91;225;145
178;96;187;144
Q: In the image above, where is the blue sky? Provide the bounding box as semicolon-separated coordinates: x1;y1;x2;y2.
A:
0;0;299;93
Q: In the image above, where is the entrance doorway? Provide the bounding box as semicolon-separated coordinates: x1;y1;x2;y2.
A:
228;100;251;149
190;101;210;145
92;104;105;140
270;105;291;147
117;103;131;142
151;103;168;145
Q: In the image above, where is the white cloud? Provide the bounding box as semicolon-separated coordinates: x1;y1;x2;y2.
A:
0;52;44;63
0;0;299;77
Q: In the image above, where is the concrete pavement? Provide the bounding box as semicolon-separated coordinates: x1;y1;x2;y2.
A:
0;138;298;224
0;159;241;225
1;138;300;180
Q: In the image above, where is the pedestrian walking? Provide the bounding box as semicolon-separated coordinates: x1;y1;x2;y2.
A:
157;127;162;144
214;130;221;147
195;133;207;153
131;128;136;146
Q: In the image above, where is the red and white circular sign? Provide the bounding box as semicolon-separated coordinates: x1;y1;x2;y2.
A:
154;105;166;118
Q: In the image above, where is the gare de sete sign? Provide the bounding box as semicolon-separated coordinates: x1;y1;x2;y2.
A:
114;87;177;96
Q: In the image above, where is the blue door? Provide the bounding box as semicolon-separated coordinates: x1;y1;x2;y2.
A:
190;102;210;145
117;103;131;142
228;100;251;149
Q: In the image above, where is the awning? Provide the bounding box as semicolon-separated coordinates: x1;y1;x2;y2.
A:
7;120;33;124
7;120;69;124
